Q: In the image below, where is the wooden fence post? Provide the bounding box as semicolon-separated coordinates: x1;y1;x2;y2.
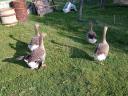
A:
79;0;84;21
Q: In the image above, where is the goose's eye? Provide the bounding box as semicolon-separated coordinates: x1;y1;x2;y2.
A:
35;61;38;63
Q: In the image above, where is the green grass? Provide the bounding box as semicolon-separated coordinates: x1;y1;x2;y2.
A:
0;1;128;96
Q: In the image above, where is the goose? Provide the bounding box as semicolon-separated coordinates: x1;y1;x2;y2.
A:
17;33;46;69
94;26;109;61
28;23;41;51
87;21;97;44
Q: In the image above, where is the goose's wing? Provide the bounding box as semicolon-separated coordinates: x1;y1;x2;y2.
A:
30;36;40;45
95;43;109;55
27;48;44;62
94;44;100;53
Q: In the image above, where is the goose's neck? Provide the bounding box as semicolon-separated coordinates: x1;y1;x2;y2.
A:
34;24;40;36
102;26;108;43
90;23;93;31
39;34;45;50
40;41;45;50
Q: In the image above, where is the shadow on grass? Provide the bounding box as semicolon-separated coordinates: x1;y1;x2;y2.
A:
2;35;29;68
51;40;93;60
57;32;88;45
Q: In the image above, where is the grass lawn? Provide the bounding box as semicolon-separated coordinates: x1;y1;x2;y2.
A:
0;1;128;96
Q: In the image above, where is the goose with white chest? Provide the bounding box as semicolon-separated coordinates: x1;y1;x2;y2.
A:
25;32;46;69
94;26;109;61
17;32;46;69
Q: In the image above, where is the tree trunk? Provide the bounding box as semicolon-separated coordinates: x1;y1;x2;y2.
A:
79;0;84;21
51;0;56;11
100;0;106;8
